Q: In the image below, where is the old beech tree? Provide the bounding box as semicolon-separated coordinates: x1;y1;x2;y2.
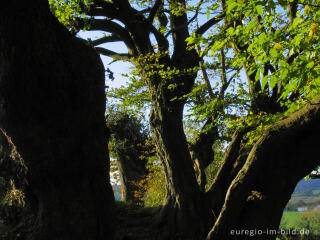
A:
60;0;320;239
1;0;320;240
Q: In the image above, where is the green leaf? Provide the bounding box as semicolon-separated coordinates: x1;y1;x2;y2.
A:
227;27;236;36
270;75;278;88
255;68;261;81
269;48;278;58
261;76;268;89
257;32;267;45
227;2;238;12
306;61;315;69
281;68;289;79
206;9;210;19
279;60;289;68
292;17;300;28
248;66;256;76
247;21;257;32
255;5;263;16
293;34;302;46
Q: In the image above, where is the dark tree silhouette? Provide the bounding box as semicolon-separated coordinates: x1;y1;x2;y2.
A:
0;1;115;239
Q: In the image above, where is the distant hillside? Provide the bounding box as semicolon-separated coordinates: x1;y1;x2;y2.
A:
293;179;320;195
112;185;121;200
112;180;320;200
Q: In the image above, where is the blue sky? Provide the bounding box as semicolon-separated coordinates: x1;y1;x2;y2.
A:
78;30;132;89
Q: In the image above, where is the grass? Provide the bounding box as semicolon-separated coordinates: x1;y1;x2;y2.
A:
281;212;301;229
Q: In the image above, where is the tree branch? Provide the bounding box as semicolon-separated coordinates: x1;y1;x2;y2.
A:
196;45;215;101
220;49;227;88
113;0;136;14
95;47;131;61
148;0;163;23
195;13;225;35
288;0;298;25
85;7;107;17
88;19;125;33
169;0;191;53
220;67;239;99
84;18;137;55
187;0;205;26
150;25;169;51
81;0;121;19
88;35;122;46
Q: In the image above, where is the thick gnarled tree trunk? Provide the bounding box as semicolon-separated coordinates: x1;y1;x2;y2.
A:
0;1;115;239
206;97;320;240
147;50;211;238
150;98;209;239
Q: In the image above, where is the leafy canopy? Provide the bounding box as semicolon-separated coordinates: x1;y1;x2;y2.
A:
49;0;320;190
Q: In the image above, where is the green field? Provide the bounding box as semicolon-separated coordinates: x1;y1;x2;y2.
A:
281;212;301;228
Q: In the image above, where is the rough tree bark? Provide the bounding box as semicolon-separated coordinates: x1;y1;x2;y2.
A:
205;126;253;220
0;1;115;239
144;41;210;237
207;97;320;240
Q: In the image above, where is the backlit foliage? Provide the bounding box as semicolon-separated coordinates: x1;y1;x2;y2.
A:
50;0;320;203
190;0;320;114
133;157;166;207
48;0;93;30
